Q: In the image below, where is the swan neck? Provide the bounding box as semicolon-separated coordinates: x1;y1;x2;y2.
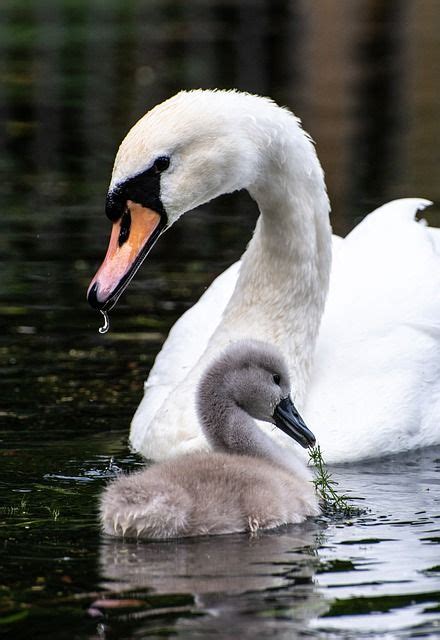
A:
217;123;332;406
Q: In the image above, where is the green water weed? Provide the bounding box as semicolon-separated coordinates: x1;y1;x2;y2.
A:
44;506;61;521
309;445;361;517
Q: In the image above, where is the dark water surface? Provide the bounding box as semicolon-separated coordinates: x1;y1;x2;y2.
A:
1;1;440;638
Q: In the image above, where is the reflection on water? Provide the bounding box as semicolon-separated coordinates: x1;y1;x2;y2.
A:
314;451;440;637
100;523;321;596
1;1;439;638
96;448;440;639
99;526;328;639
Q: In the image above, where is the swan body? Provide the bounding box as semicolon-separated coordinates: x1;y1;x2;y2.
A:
133;197;440;463
87;89;440;463
100;341;319;538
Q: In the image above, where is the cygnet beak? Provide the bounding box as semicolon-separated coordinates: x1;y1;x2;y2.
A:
273;396;316;449
87;200;166;311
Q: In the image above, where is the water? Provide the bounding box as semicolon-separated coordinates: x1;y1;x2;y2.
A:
99;311;110;335
2;437;439;639
1;1;440;638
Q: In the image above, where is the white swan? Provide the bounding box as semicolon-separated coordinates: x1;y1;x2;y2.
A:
100;340;319;538
87;89;440;463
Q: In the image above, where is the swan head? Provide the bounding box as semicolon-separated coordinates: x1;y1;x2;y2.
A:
198;340;316;450
87;89;290;310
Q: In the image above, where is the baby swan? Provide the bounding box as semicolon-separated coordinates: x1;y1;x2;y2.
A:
100;341;319;538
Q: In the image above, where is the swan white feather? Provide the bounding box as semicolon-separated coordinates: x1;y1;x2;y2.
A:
306;197;440;461
132;196;440;462
89;89;439;463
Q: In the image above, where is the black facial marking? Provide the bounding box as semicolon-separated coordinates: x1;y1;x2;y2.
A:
118;208;131;247
106;156;170;222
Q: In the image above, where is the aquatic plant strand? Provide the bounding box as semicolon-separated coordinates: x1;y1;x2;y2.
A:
309;445;360;517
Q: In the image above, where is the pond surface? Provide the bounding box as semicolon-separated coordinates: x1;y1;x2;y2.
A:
1;1;440;638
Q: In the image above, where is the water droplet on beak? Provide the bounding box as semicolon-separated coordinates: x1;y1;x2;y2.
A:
98;310;110;334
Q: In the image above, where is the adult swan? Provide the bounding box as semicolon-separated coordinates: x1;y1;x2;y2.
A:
87;89;440;463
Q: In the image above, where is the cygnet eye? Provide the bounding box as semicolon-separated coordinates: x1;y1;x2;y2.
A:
273;373;281;385
153;156;170;173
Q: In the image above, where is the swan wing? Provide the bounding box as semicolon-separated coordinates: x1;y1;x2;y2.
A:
307;198;440;461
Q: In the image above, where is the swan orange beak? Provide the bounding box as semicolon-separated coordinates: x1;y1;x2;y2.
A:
87;200;166;311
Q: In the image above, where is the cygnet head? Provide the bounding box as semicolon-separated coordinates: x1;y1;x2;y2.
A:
87;89;314;311
197;340;316;451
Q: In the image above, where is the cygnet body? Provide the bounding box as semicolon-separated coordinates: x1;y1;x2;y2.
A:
100;341;319;539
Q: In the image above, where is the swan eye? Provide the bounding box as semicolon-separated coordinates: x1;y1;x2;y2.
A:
273;374;281;385
153;156;170;173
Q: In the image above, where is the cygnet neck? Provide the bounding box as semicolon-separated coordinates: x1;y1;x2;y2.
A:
197;374;308;479
210;112;332;407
